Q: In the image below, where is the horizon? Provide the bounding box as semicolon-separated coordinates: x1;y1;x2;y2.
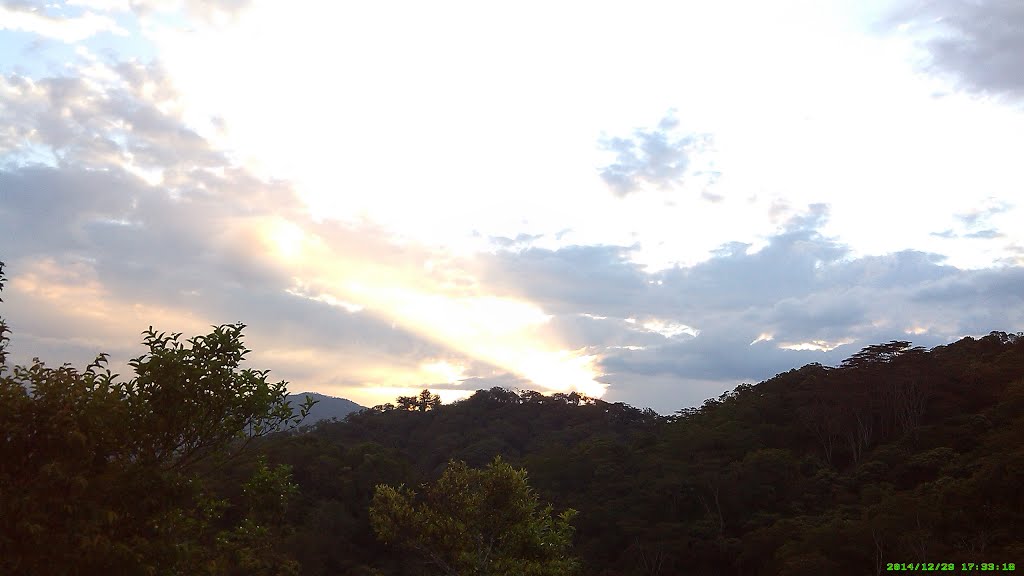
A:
2;0;1023;413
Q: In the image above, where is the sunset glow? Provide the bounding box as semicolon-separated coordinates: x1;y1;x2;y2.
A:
2;0;1022;412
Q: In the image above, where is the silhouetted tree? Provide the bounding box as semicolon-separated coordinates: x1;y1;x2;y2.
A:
395;389;441;412
416;388;441;412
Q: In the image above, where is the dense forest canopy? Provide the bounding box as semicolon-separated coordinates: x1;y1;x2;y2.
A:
2;260;1023;575
274;331;1023;575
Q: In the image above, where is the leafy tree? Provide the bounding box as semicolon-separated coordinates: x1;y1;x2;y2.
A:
417;388;442;412
370;456;579;575
122;324;317;470
0;261;7;368
840;341;923;369
396;394;418;411
0;262;314;575
396;388;441;412
209;456;302;576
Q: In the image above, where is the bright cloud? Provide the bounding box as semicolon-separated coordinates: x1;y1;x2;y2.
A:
0;4;126;42
779;340;855;353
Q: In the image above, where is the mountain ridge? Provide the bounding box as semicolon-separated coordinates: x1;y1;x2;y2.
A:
286;392;363;425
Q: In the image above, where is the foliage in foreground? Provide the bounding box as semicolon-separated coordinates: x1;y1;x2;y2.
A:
371;457;579;576
0;261;313;575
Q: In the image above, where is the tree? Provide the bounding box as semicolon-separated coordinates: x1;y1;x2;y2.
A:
396;388;441;412
841;341;922;369
209;456;302;576
370;456;579;575
0;261;8;368
417;388;442;411
0;262;314;574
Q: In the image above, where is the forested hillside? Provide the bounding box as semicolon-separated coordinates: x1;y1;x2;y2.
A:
242;331;1024;575
2;258;1022;575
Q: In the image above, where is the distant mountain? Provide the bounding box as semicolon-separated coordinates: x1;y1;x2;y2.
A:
287;392;363;425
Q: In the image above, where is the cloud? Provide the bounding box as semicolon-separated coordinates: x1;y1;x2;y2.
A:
0;2;127;42
482;244;648;318
601;373;739;415
598;113;713;197
964;229;1003;240
481;204;1024;412
5;7;1024;413
0;161;467;403
456;372;533;392
58;0;254;22
955;199;1012;227
0;62;225;181
66;0;131;11
0;61;489;407
127;0;253;23
885;0;1024;98
1;55;618;404
4;156;981;414
928;199;1012;241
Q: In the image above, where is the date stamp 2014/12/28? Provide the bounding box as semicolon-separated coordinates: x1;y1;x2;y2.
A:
886;563;1016;571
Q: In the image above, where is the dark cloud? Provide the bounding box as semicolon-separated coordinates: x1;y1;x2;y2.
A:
483;204;1024;413
601;373;738;415
885;0;1024;98
483;244;648;318
598;114;712;197
913;266;1024;305
538;314;666;353
0;163;310;301
1;0;36;11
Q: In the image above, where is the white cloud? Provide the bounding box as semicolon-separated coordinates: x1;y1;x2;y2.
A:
640;319;699;339
130;0;1024;275
778;339;854;352
0;4;127;41
67;0;131;12
285;282;364;314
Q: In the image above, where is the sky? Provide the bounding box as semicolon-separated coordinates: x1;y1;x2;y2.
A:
2;0;1023;413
